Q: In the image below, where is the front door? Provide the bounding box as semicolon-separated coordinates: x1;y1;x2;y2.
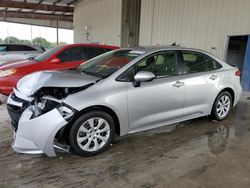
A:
125;51;185;131
53;46;86;70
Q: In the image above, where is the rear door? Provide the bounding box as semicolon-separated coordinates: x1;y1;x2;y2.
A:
123;51;185;131
180;51;222;117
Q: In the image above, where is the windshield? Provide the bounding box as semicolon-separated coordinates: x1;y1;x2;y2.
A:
35;46;62;62
77;49;144;78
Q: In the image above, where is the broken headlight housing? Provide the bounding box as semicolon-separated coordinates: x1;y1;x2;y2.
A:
31;98;75;121
31;85;93;118
57;103;75;120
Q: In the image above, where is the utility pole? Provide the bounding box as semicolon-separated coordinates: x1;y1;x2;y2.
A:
7;27;9;43
30;25;33;44
56;17;59;46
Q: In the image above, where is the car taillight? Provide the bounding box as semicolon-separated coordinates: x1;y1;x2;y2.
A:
235;70;241;77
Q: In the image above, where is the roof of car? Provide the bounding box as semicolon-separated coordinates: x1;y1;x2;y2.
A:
129;45;207;53
1;43;40;47
0;43;45;51
65;43;119;49
121;45;218;58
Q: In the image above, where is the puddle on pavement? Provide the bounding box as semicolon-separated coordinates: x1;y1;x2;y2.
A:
0;100;250;187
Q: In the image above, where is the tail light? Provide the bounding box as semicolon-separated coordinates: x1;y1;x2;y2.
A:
235;70;241;77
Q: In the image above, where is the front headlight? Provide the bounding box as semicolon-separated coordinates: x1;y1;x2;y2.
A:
0;69;17;78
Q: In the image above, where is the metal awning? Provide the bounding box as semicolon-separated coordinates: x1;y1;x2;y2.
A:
0;0;78;29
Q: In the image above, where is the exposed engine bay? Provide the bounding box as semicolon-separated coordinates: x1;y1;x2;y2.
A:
7;70;99;129
7;70;99;156
30;84;93;118
7;84;94;130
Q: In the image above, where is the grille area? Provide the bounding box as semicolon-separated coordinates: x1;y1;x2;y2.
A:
7;93;30;131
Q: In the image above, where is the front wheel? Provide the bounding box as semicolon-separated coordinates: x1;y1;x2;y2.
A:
210;91;232;121
69;110;115;156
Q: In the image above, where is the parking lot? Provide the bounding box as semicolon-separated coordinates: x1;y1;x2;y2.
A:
0;94;249;188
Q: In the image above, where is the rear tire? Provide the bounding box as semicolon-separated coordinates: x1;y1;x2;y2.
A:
69;110;115;156
210;91;232;121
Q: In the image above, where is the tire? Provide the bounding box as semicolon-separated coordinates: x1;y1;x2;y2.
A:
210;91;232;121
69;110;115;156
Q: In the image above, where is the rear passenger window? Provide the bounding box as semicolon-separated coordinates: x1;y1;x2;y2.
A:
182;52;221;73
7;45;36;51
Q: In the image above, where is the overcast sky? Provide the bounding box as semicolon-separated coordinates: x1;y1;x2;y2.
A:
0;21;73;44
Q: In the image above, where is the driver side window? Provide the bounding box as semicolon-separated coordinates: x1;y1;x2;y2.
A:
118;51;178;81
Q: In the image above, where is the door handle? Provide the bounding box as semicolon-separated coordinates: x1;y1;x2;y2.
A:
209;75;218;80
173;81;184;88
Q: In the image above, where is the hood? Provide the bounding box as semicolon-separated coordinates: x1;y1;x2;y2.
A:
17;70;99;96
0;59;36;70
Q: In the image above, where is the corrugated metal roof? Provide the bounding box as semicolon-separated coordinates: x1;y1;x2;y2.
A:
0;0;77;22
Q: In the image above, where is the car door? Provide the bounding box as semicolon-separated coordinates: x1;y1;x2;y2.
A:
180;51;222;117
124;51;185;131
54;46;86;69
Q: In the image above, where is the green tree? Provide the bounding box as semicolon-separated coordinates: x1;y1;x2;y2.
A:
4;36;20;44
51;42;67;47
20;39;32;45
0;38;3;44
32;37;54;49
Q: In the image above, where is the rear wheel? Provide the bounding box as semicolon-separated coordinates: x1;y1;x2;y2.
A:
69;110;115;156
210;91;232;121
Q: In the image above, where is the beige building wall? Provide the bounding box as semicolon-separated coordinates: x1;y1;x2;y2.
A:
73;0;122;46
139;0;250;59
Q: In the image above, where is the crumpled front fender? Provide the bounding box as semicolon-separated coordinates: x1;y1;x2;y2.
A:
12;108;68;157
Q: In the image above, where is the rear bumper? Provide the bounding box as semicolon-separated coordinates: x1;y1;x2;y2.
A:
12;107;68;156
234;83;242;107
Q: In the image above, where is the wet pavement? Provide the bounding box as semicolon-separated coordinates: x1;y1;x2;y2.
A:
1;94;250;188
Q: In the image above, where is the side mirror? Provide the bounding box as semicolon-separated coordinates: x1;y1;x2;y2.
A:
133;71;155;87
50;58;60;64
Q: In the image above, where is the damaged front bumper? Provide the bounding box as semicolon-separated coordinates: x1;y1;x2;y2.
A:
7;86;77;157
12;107;68;157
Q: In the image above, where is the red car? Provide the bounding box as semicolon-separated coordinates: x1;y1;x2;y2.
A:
0;44;119;95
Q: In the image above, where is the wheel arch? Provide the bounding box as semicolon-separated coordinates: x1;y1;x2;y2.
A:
218;87;235;105
57;105;121;142
210;87;235;114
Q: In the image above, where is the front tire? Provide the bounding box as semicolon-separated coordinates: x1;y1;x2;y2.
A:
69;110;115;156
210;91;232;121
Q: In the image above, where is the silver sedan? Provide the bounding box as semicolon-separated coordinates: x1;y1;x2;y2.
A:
7;47;242;157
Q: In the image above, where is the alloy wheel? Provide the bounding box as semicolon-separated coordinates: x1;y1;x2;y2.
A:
216;95;231;118
76;117;110;152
